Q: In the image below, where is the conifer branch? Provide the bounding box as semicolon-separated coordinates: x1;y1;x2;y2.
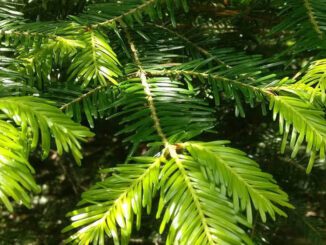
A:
149;23;231;68
303;0;323;37
167;145;216;245
124;29;168;145
59;85;107;111
1;1;324;243
146;69;271;94
91;0;156;29
0;29;57;39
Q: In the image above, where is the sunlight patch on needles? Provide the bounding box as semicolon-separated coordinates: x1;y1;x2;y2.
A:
0;97;94;163
63;156;162;244
68;30;121;88
182;141;293;223
298;59;326;103
269;95;326;173
1;0;326;244
64;142;292;244
0;120;40;212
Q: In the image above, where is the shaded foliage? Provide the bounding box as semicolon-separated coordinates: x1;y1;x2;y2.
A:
0;0;325;244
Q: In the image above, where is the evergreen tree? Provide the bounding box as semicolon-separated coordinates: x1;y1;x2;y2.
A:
0;0;325;244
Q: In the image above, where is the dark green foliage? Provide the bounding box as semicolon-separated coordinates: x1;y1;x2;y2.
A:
272;0;326;53
107;77;216;145
185;141;292;222
0;96;93;212
0;0;325;244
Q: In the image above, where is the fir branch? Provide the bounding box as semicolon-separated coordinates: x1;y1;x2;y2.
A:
64;156;162;244
182;141;293;223
303;0;323;37
0;29;56;40
268;95;326;173
148;23;231;68
0;97;94;163
124;29;168;145
91;0;156;29
167;145;216;245
145;69;266;94
59;85;107;111
67;30;121;88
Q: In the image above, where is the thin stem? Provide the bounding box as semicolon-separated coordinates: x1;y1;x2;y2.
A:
168;145;215;245
148;23;231;68
124;29;168;145
303;0;322;37
86;157;162;231
60;85;106;111
1;30;57;39
90;32;98;76
91;0;156;28
146;69;270;94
